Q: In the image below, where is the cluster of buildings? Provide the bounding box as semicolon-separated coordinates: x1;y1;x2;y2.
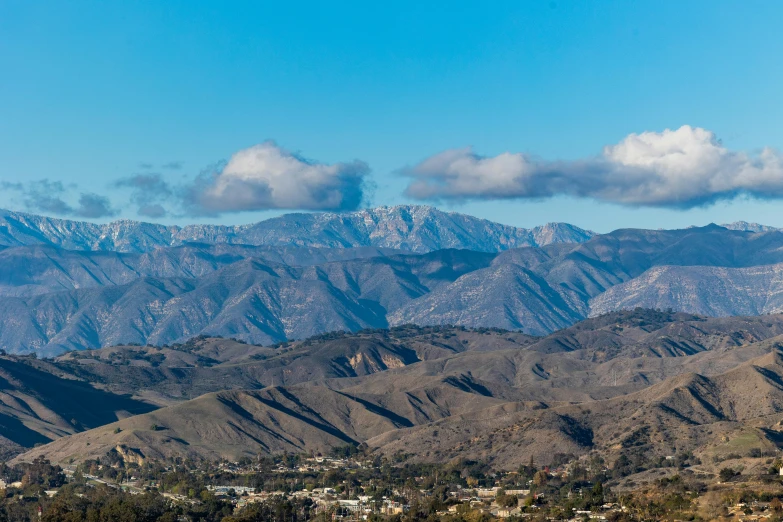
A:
214;456;367;475
206;486;406;516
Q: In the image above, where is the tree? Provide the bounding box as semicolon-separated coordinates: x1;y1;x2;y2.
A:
532;470;548;488
592;481;604;504
21;457;66;488
606;512;633;522
719;467;737;482
496;490;518;508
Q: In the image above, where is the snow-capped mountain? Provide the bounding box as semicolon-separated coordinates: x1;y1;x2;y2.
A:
0;206;594;253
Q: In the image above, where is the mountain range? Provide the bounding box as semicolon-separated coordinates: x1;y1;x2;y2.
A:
0;206;593;253
2;206;783;474
0;207;783;353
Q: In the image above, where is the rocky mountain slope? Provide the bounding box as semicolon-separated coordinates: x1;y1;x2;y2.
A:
720;221;780;233
0;243;404;298
590;263;783;316
0;206;593;253
6;223;783;353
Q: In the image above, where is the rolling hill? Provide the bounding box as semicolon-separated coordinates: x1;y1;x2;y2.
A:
12;310;783;468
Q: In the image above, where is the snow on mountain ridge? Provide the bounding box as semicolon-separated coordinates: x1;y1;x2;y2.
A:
720;221;779;233
0;206;594;253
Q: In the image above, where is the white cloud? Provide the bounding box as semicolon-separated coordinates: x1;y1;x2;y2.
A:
404;125;783;208
187;141;370;214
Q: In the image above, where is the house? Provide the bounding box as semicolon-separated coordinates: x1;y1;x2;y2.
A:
476;487;501;498
383;501;405;515
337;500;361;513
496;507;522;518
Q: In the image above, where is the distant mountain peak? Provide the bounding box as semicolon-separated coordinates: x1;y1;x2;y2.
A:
0;206;594;254
720;221;779;233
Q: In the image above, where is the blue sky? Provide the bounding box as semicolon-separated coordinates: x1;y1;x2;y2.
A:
1;0;783;232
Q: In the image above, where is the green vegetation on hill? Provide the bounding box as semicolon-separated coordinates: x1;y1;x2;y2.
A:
4;449;783;522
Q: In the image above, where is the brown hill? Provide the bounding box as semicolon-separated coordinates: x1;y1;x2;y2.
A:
0;356;154;455
13;372;532;464
13;311;783;467
52;326;535;403
368;349;783;469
